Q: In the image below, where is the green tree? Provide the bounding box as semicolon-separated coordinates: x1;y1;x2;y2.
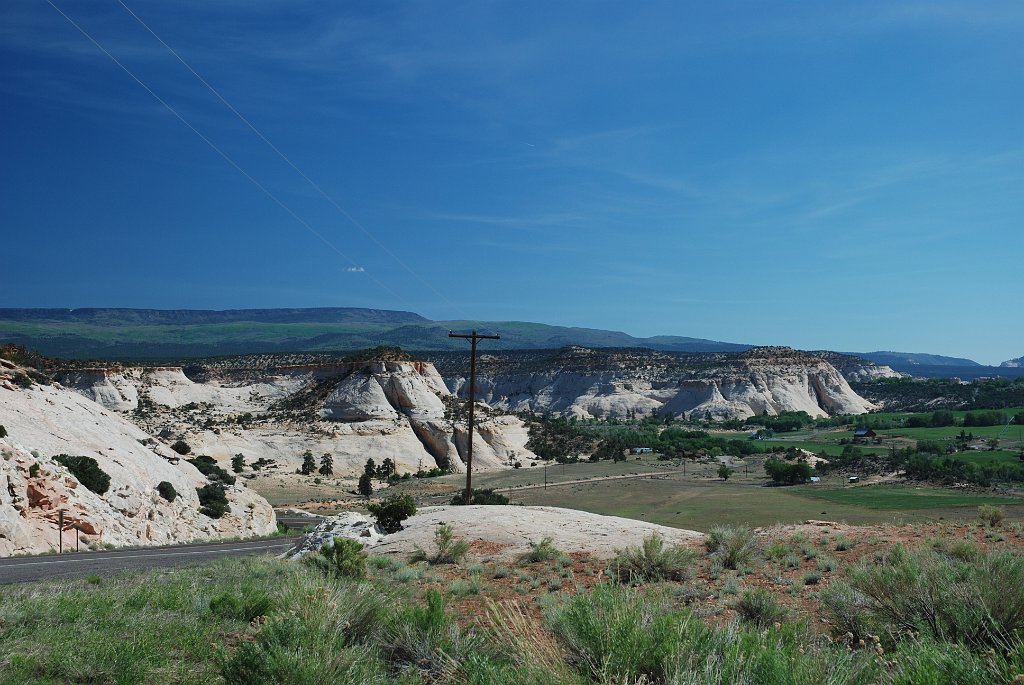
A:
357;472;373;498
300;450;316;476
377;457;395;480
230;454;246;473
363;458;376;479
368;494;417;533
319;452;333;476
54;455;110;495
717;464;732;481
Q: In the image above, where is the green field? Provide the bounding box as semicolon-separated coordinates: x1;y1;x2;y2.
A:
396;457;1024;532
795;484;1023;510
506;476;1024;531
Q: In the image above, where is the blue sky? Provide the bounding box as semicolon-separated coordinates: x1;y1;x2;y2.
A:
1;1;1021;364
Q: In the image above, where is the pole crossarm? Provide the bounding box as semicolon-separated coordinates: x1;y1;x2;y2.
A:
448;330;500;503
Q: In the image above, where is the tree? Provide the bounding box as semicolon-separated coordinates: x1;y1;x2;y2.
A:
319;452;333;476
717;464;733;481
377;457;395;480
363;458;376;479
196;483;229;518
54;455;110;495
764;457;812;485
231;454;246;473
367;494;417;533
300;450;316;476
358;472;373;498
156;481;177;502
0;425;6;438
170;440;191;455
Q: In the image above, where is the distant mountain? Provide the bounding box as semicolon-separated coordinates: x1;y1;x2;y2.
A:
0;307;427;326
1002;356;1024;368
0;307;749;360
855;351;981;368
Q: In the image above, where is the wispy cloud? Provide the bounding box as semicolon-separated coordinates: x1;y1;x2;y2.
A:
423;211;585;230
346;266;364;273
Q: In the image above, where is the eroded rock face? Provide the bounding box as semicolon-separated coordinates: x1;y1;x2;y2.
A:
443;347;877;421
0;380;276;557
56;359;537;478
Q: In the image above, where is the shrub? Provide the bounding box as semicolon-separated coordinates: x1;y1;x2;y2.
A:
610;532;697;583
519;536;563;564
0;424;6;438
449;488;510;505
704;525;757;570
978;504;1005;527
411;524;470;565
197;483;229;519
28;463;40;478
303;537;367;580
188;456;236;486
170;440;191;455
53;454;110;495
818;581;875;641
382;588;489;678
845;544;1024;648
220;582;389;684
366;494;416;533
13;372;33;388
803;571;822;585
734;588;789;627
209;591;274;622
156;481;177;502
546;584;685;682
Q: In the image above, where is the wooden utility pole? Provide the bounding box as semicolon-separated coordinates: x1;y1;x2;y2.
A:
448;330;499;504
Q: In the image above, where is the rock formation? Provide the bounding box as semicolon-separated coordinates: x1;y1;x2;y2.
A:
55;359;537;479
0;368;276;556
436;346;878;421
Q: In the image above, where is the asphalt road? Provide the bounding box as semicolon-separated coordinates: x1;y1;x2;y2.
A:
0;536;302;585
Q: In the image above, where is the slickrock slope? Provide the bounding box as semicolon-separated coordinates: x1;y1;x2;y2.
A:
364;505;703;560
435;346;876;421
0;370;275;556
55;357;536;479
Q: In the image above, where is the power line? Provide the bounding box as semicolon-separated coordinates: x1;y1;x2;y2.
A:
42;0;416;311
115;0;470;319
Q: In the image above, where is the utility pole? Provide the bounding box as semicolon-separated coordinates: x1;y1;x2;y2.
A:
448;330;500;504
58;509;64;554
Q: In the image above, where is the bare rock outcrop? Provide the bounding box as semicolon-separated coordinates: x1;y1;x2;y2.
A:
443;346;876;421
0;378;275;557
56;358;537;478
369;505;703;560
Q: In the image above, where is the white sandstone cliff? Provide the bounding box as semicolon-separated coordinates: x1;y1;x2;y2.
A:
0;377;276;557
57;360;536;478
447;347;876;421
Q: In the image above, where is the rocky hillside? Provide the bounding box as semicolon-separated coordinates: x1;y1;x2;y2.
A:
53;357;536;479
1002;356;1023;368
0;359;276;556
812;351;905;382
429;346;877;421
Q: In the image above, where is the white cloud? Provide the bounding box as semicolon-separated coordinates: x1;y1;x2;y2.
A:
346;266;364;272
